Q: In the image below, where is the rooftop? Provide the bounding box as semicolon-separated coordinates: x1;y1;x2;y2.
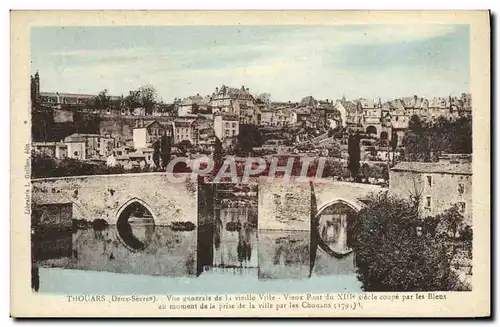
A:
40;92;121;101
391;161;472;175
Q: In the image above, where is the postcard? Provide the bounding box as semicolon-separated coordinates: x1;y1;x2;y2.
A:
10;10;490;318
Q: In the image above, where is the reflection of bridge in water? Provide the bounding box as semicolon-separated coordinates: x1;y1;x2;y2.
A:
213;206;259;269
317;203;355;256
31;174;385;283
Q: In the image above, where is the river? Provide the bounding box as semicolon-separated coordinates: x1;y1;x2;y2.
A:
34;209;361;294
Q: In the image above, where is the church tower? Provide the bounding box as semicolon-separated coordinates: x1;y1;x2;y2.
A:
30;71;40;108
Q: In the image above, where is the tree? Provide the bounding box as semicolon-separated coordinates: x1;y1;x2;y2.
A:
235;124;264;156
124;90;141;113
160;134;172;169
124;85;159;115
152;139;161;169
91;89;111;112
390;131;398;165
213;136;223;171
349;194;472;291
404;115;472;162
138;85;158;115
256;93;271;105
347;133;361;181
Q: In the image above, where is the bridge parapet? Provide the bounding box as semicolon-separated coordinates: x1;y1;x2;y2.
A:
31;173;197;226
312;181;386;213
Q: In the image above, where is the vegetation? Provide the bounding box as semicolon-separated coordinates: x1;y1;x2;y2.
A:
124;85;160;115
404;115;472;162
160;134;172;169
90;89;111;112
235;124;265;156
348;194;472;291
31;152;154;178
171;221;196;232
347;133;361;181
72;218;109;232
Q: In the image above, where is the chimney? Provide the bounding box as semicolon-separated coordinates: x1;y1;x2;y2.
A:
216;87;219;93
241;85;245;91
246;88;249;93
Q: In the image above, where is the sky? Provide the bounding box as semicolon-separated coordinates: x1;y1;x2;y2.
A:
31;25;470;103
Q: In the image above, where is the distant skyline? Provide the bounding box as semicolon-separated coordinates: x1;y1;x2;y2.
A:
31;25;470;103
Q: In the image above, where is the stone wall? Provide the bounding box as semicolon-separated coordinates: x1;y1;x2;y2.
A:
389;170;472;225
31;173;197;226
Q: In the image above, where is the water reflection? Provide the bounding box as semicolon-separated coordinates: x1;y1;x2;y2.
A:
213;207;258;268
258;230;310;279
314;202;358;276
37;225;197;277
116;201;155;251
318;213;351;255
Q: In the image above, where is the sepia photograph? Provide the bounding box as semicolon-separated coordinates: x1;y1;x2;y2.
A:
10;10;490;318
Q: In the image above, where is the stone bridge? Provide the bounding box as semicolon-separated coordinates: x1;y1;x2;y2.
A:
31;173;198;226
312;180;385;214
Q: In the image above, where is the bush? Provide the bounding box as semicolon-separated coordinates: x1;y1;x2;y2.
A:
349;194;471;291
171;221;196;231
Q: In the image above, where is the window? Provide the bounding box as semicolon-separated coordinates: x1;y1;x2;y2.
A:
425;196;432;209
458;183;465;195
426;175;432;187
232;122;236;128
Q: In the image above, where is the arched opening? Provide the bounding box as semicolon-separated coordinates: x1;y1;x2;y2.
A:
366;125;377;135
380;131;388;140
315;200;358;257
116;199;156;251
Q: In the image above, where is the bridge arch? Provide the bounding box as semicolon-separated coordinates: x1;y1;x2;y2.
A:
114;197;157;252
314;198;364;258
115;197;157;224
316;198;364;215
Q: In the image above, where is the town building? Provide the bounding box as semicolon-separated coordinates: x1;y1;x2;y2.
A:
388;159;472;225
198;127;216;151
292;107;313;127
213;114;239;140
273;107;296;126
238;103;259;125
62;133;115;160
359;98;383;136
106;154;130;168
132;120;172;149
259;109;275;126
173;119;199;146
178;94;210;117
106;146;156;169
340;97;362;128
209;85;255;116
31;141;68;159
320;100;342;129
